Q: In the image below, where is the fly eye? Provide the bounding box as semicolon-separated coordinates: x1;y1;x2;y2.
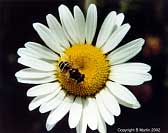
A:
72;70;76;73
73;69;78;73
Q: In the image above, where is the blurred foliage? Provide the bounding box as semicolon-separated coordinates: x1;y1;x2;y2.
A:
84;0;97;9
84;0;104;11
143;35;162;57
119;0;142;12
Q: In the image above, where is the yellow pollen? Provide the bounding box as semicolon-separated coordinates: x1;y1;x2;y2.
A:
56;44;110;97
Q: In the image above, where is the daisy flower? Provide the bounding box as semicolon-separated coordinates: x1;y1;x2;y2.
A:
15;4;152;133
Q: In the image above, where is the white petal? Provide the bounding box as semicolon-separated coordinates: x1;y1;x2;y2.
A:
68;97;83;128
17;48;39;59
24;42;59;60
18;47;58;62
39;90;66;113
103;13;124;41
76;99;88;133
15;68;55;79
46;95;74;130
117;98;141;109
76;125;80;133
107;38;144;65
109;73;152;86
74;6;85;44
58;5;80;44
109;65;152;85
46;124;56;132
106;81;141;109
109;63;152;86
27;82;61;97
100;88;121;116
28;92;57;111
16;75;56;84
18;57;55;71
101;24;130;53
85;98;98;130
111;63;151;73
33;23;65;53
97;110;107;133
96;93;115;125
46;14;70;48
115;13;124;27
96;11;117;47
85;4;97;44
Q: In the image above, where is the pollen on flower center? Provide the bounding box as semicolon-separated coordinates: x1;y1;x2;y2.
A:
56;44;110;97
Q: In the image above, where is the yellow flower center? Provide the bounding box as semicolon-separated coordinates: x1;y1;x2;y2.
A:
56;44;110;97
